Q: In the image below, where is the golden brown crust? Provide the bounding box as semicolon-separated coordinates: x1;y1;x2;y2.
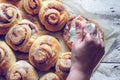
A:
39;0;69;32
63;16;104;49
6;60;39;80
40;72;60;80
0;41;16;76
29;35;61;71
56;52;71;80
7;0;21;2
5;19;40;53
0;3;22;35
23;0;42;15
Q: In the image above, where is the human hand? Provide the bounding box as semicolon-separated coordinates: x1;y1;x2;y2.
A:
71;20;105;75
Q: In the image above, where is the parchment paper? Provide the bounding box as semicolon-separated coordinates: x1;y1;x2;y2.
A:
0;0;120;79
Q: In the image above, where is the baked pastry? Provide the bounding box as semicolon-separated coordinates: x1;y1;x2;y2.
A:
23;0;42;15
29;35;61;71
0;3;22;35
7;0;21;2
40;72;60;80
63;16;103;49
5;19;40;53
6;60;39;80
39;0;69;32
56;52;71;80
0;41;16;76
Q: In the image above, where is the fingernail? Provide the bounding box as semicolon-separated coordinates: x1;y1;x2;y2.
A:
84;23;96;33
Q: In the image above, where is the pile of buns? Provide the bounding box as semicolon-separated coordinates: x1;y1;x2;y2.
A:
0;0;103;80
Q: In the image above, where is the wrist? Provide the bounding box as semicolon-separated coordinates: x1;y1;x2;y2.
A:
67;64;91;80
71;62;93;76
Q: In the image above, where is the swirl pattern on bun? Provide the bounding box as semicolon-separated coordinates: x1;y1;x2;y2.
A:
0;3;22;34
39;0;69;32
5;19;40;53
29;35;61;71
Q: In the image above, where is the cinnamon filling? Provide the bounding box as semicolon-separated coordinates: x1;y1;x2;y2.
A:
29;24;38;35
45;9;60;25
33;49;48;64
48;2;65;12
0;5;17;23
48;13;59;25
59;59;71;73
33;44;53;65
29;0;38;9
45;75;59;80
5;8;14;19
10;26;27;46
59;54;71;73
0;48;7;63
10;67;28;80
12;72;22;80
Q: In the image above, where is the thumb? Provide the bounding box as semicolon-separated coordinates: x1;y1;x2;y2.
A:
74;20;85;41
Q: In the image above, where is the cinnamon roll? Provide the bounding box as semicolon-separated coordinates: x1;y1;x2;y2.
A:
0;41;16;76
40;72;60;80
39;0;69;32
56;52;71;80
63;16;104;49
7;0;21;2
23;0;42;15
5;19;40;53
6;60;39;80
0;3;22;35
29;35;61;71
